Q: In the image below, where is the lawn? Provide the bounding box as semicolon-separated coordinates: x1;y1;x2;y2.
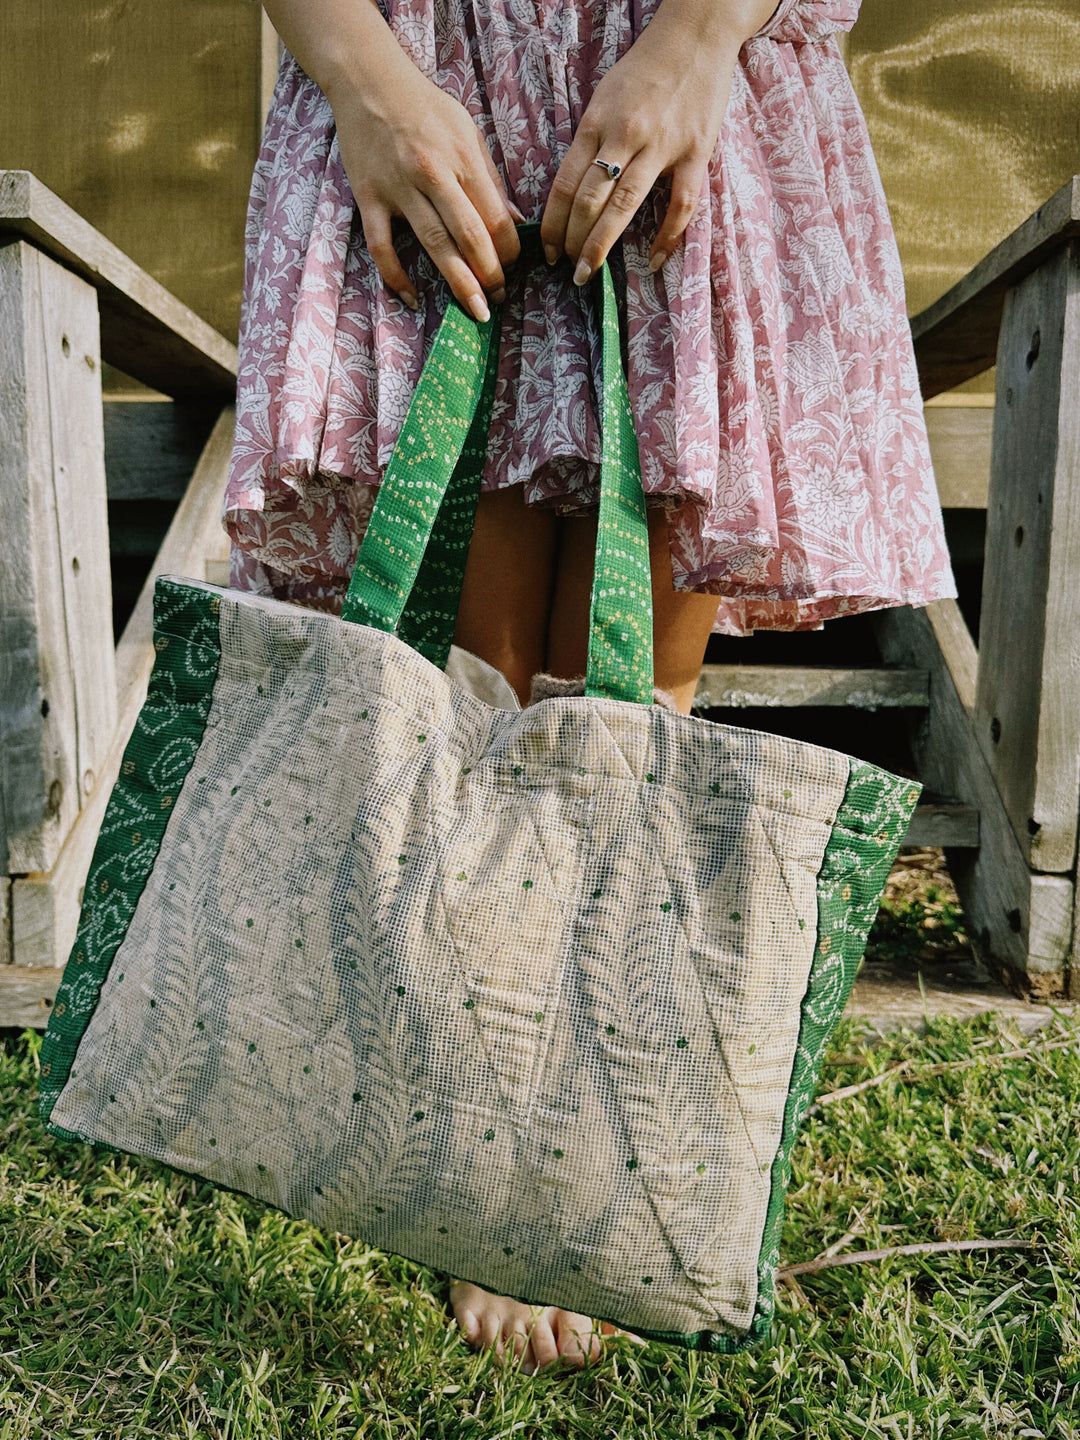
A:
1;876;1078;1438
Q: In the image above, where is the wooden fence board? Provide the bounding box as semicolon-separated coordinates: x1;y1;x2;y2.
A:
911;175;1080;399
974;240;1080;875
103;397;220;501
694;666;929;710
0;239;116;876
0;965;65;1030
903;803;980;849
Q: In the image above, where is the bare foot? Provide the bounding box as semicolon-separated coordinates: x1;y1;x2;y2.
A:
449;1278;645;1375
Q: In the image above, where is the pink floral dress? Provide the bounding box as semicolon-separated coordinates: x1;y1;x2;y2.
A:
223;0;957;636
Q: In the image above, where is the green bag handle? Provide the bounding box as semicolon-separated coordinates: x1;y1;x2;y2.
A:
339;222;654;705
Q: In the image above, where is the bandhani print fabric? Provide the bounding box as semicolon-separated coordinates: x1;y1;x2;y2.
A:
222;0;957;635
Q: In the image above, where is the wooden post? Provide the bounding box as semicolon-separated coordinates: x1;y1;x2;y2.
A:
5;409;235;1024
973;240;1080;875
0;172;239;1026
874;600;1074;997
0;238;116;877
0;879;10;967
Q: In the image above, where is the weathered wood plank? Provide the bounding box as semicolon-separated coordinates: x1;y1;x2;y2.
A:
902;803;980;850
0;239;117;875
923;405;993;509
11;409;235;973
0;964;65;1030
204;510;232;586
911;175;1080;399
103;397;220;500
0;879;10;967
926;596;977;714
974;240;1080;875
873;601;1073;994
0;171;237;399
693;666;929;711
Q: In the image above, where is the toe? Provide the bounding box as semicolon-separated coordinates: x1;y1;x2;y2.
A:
526;1314;561;1373
600;1320;648;1347
480;1309;503;1359
504;1323;530;1366
554;1311;602;1367
449;1281;483;1347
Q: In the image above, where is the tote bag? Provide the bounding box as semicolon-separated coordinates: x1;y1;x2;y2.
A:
39;223;920;1352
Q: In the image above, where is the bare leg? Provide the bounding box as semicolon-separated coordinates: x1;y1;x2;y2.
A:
546;502;720;715
451;484;558;706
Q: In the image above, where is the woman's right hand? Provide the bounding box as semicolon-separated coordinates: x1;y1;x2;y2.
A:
327;68;525;321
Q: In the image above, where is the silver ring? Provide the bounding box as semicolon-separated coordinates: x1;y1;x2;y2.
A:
592;157;623;181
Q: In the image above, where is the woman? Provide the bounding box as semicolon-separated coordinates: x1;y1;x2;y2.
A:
224;0;956;1374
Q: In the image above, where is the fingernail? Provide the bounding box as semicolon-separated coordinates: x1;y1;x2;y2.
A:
491;286;506;305
573;257;592;287
543;244;559;266
508;202;528;223
648;250;669;273
400;290;420;311
468;293;490;323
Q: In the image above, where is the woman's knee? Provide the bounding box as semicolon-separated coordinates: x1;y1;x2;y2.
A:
452;486;558;705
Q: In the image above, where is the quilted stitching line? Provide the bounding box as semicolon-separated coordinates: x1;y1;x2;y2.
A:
624;793;768;1328
749;803;811;930
432;822;565;1150
513;784;588;1124
591;710;641;780
431;874;525;1137
429;853;568;1270
636;797;773;1183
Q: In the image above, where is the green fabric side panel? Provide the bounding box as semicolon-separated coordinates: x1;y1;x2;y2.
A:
37;578;223;1132
338;301;495;636
396;303;502;670
583;253;654;706
739;760;923;1349
629;759;922;1353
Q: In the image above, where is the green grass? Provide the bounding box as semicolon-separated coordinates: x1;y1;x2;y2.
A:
863;852;973;971
2;1008;1078;1440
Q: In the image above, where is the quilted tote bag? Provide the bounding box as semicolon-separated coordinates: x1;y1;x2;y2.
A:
39;223;920;1352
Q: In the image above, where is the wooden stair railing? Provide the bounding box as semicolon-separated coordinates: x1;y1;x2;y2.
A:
874;175;1080;1000
0;171;237;1027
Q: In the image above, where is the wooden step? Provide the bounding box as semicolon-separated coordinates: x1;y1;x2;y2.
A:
694;665;930;711
902;802;980;849
104;397;222;501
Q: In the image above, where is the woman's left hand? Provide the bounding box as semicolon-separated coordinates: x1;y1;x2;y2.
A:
539;0;775;284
